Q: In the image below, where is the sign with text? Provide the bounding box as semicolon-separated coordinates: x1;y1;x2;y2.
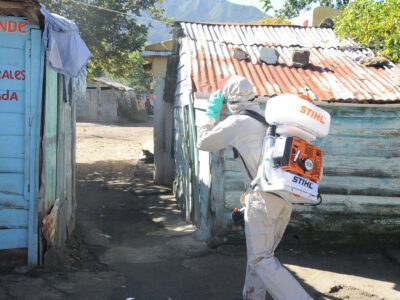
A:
0;68;26;103
0;17;30;112
0;19;28;34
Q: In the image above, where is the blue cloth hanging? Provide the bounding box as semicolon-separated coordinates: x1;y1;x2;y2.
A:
40;5;92;78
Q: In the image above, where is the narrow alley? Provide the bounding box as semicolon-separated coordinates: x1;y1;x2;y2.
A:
0;121;399;300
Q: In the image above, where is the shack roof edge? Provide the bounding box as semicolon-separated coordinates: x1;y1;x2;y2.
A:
0;0;42;25
169;22;400;103
173;20;306;28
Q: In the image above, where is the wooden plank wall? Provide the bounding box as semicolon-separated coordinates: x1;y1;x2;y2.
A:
171;40;202;224
191;101;400;237
76;88;98;121
172;69;191;221
77;88;143;123
154;77;175;186
55;76;76;246
291;105;400;235
193;103;229;237
42;67;58;213
27;29;44;264
230;104;400;234
318;105;400;197
40;72;76;257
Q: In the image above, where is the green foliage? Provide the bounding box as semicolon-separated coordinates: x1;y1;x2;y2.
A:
260;0;273;14
41;0;166;77
335;0;400;61
118;51;152;94
254;17;290;25
119;106;149;123
259;0;349;18
277;0;313;19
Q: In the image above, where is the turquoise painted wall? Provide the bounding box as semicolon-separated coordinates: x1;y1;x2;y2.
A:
0;14;80;265
0;16;43;264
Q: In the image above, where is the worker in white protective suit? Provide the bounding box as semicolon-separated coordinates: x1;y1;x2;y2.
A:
197;75;312;300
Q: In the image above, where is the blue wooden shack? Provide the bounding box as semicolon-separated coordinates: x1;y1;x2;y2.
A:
160;21;400;241
0;1;86;264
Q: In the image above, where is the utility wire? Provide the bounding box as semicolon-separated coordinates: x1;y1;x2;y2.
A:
62;0;170;24
66;0;130;16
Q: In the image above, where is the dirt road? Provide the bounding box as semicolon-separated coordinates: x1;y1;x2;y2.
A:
0;121;399;300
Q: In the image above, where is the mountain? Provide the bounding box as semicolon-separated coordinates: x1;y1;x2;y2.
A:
145;0;266;43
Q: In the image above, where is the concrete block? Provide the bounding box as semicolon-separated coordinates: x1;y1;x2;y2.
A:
359;56;390;67
233;48;250;61
292;48;310;67
259;47;279;65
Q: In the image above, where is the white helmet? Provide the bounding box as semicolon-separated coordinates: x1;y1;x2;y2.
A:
222;75;256;113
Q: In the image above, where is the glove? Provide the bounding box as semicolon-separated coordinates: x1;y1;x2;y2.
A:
206;90;225;119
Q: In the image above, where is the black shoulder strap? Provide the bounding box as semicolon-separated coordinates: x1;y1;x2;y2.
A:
232;110;268;181
233;147;253;181
238;109;269;127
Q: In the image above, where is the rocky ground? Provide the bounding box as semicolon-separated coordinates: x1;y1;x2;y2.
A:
0;121;399;300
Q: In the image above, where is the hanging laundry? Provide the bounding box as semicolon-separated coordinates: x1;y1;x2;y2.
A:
40;5;92;78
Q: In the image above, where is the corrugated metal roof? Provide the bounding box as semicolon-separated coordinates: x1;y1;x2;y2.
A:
178;22;400;103
180;22;357;49
93;77;134;91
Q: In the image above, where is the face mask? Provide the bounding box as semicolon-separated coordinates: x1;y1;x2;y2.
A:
227;98;256;113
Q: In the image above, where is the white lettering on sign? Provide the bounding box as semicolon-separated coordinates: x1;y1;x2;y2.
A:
0;20;28;34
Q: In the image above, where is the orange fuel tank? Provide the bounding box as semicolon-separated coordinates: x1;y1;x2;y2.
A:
272;137;323;183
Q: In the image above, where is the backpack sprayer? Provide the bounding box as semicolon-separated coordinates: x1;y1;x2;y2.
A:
251;93;331;204
232;93;331;224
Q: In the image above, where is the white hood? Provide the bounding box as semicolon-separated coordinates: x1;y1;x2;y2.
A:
222;75;256;113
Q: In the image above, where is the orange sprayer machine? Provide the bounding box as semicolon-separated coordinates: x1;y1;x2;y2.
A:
251;94;331;204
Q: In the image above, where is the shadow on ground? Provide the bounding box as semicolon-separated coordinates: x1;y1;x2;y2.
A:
0;160;399;300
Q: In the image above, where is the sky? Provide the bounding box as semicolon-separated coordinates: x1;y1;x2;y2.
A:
227;0;285;15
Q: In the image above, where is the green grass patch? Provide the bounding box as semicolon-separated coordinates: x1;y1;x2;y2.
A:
119;107;149;123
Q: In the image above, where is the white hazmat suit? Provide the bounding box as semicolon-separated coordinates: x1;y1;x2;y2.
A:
197;75;312;300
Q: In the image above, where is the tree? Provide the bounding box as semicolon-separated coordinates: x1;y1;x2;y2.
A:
118;51;152;94
260;0;273;15
277;0;314;19
335;0;400;61
259;0;349;18
41;0;166;77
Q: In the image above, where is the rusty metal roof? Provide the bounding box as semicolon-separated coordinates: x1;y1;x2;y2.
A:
177;22;400;103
